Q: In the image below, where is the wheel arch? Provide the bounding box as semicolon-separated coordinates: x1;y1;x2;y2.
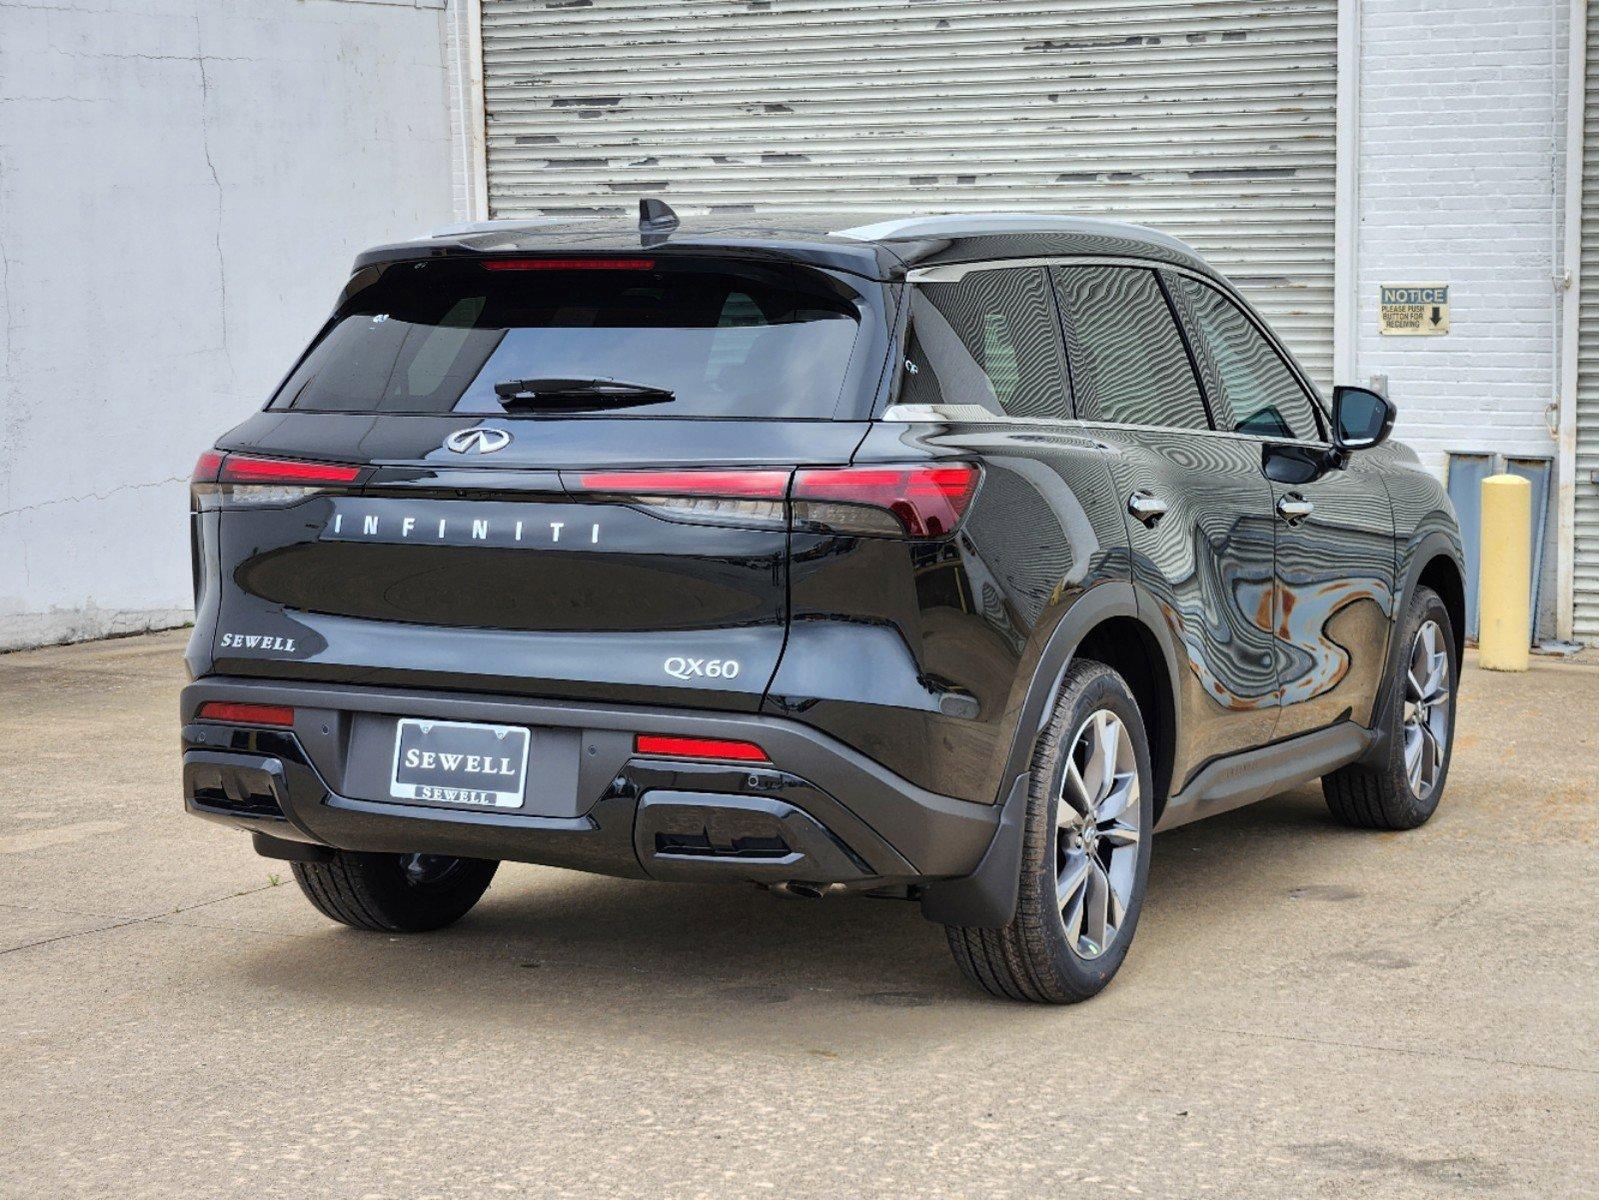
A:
1070;615;1178;824
1360;528;1466;764
922;581;1181;929
1417;552;1466;673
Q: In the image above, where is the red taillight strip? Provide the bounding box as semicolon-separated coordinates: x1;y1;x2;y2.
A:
574;469;792;499
219;455;363;485
794;463;980;538
635;734;771;764
196;701;295;728
192;450;224;484
482;258;656;271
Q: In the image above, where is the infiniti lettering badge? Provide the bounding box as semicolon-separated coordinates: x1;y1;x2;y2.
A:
445;427;512;455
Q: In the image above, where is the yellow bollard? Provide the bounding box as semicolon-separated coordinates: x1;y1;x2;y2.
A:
1477;473;1531;672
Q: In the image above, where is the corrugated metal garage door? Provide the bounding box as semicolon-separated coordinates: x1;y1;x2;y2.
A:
479;0;1339;387
1577;0;1599;641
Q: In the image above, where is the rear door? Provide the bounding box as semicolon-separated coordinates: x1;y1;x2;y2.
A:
202;254;888;711
1165;272;1399;738
1052;264;1281;786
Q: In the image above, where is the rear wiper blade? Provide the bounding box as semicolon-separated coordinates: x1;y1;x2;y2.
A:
492;377;675;411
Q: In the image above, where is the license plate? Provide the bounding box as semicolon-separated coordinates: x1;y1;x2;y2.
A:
389;718;530;809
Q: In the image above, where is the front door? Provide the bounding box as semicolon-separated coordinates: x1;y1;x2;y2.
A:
1164;272;1399;739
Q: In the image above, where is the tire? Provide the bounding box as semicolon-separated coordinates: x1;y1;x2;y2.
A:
291;851;499;933
1322;584;1458;831
944;660;1155;1004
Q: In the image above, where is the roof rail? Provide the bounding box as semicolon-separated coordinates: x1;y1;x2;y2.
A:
831;213;1198;255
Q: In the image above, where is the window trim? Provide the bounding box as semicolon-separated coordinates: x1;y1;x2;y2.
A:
1046;262;1215;434
905;254;1331;445
895;264;1076;423
1160;270;1328;443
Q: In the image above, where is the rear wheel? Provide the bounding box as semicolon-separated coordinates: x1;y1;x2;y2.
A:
944;660;1154;1004
1322;584;1457;830
291;851;498;932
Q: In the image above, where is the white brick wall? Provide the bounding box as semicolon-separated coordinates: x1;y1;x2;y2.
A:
1356;0;1565;476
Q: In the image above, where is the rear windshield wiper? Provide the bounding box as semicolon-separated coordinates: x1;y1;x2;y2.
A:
492;377;676;411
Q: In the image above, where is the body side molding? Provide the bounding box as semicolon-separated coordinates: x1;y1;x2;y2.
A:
1154;721;1373;832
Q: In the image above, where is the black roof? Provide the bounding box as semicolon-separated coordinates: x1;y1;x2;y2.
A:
353;213;1222;283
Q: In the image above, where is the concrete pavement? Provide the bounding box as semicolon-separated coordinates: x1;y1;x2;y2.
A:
1;631;1596;1198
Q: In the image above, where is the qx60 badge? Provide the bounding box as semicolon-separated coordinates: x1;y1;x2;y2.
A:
445;427;512;455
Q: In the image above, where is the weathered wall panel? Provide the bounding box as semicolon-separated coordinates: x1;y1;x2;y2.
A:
480;0;1339;384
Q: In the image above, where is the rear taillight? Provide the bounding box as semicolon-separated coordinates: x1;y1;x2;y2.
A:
572;468;792;528
191;451;363;508
635;734;771;764
192;450;224;484
567;463;979;538
218;455;363;485
574;469;791;498
196;701;295;728
793;464;980;539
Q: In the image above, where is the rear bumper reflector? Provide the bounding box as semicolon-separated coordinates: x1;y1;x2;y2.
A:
634;734;771;763
197;701;296;728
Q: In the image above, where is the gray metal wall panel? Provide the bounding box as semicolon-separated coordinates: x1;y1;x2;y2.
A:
479;0;1338;385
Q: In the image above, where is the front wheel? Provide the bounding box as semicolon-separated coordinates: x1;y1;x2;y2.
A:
1322;584;1458;830
292;851;498;932
944;660;1154;1004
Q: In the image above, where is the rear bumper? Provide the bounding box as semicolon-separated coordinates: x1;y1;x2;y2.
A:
180;677;1000;890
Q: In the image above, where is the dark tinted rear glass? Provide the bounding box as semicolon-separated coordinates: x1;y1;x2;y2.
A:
270;258;867;418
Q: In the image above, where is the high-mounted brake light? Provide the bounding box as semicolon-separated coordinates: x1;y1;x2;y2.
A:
635;734;771;764
575;469;792;499
196;701;296;728
483;258;656;271
218;455;363;485
793;464;980;539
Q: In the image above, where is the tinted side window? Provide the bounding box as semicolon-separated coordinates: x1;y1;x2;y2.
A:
1051;266;1209;430
1169;275;1321;440
901;267;1071;419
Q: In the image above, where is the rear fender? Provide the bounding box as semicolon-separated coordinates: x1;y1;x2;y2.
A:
920;581;1181;927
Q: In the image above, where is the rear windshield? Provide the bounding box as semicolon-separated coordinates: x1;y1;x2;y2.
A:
270;257;867;418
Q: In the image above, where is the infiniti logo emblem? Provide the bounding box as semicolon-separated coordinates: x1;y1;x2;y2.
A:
445;427;512;455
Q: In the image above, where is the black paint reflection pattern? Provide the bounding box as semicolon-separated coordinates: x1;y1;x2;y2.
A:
1166;274;1320;440
904;269;1071;420
1053;266;1210;431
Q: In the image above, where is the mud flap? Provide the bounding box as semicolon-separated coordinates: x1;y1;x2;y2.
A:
917;772;1030;929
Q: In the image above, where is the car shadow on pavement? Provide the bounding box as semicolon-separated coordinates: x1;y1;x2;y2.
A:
233;787;1351;1039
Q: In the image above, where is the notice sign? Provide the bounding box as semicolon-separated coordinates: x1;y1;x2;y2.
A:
1380;284;1450;336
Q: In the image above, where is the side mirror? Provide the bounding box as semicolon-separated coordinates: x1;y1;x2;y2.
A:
1331;385;1396;452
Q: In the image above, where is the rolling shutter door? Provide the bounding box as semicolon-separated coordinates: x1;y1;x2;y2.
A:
1576;0;1599;641
480;0;1339;387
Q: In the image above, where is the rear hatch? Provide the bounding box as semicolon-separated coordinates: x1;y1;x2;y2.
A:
194;253;891;711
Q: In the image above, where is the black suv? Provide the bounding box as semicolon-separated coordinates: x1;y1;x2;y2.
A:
183;210;1464;1003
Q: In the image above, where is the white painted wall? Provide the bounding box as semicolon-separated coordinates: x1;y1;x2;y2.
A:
1354;0;1566;636
1355;0;1564;472
0;0;454;651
